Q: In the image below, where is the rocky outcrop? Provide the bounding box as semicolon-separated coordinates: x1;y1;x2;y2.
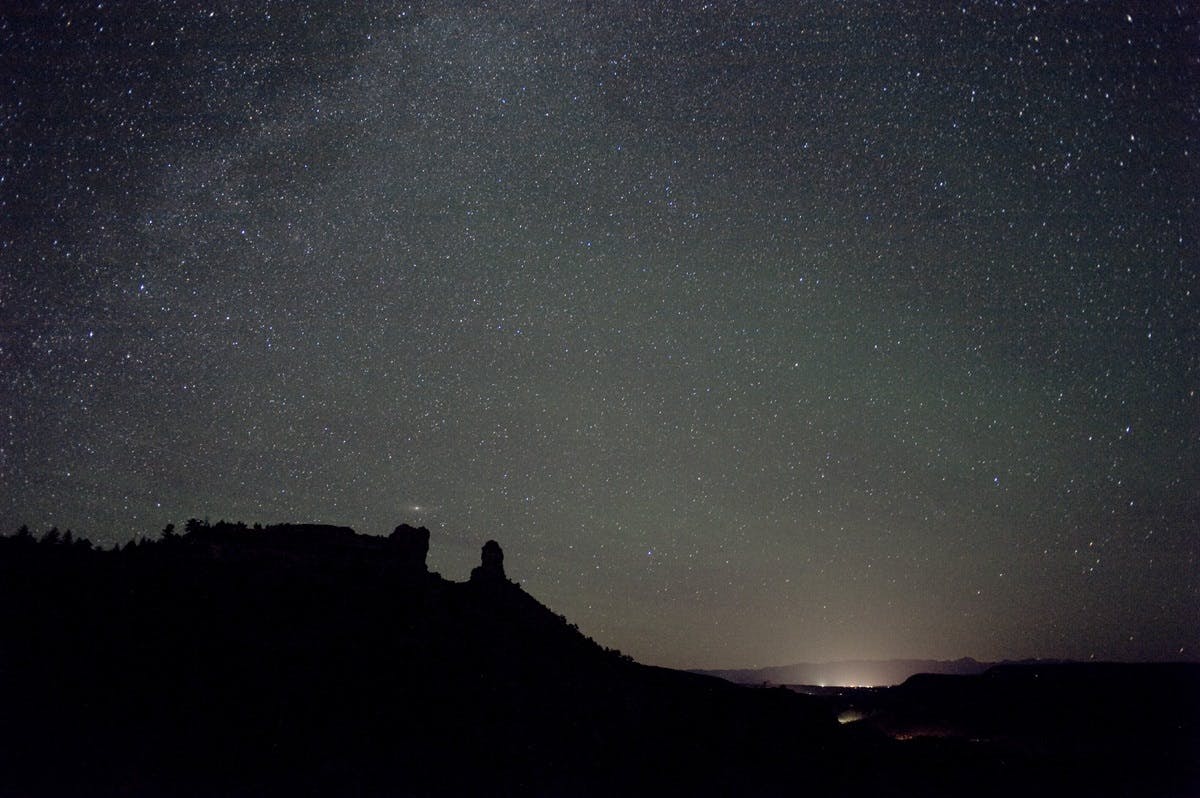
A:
470;539;505;582
389;524;430;571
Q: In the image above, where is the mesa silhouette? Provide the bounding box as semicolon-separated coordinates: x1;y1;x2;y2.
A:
0;521;841;797
1;522;1196;797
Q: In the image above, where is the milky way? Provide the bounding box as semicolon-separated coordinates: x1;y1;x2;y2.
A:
2;2;1196;668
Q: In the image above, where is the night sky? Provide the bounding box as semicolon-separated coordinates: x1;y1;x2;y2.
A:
2;2;1197;670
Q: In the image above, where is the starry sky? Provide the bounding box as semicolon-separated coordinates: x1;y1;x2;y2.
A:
2;1;1197;670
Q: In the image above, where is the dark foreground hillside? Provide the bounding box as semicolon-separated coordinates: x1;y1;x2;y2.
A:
1;522;1197;797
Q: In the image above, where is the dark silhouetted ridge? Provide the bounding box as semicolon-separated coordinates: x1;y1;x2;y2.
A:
0;521;838;797
1;521;1197;797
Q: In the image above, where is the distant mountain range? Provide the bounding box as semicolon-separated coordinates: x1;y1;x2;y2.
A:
696;657;1001;687
696;655;1190;688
